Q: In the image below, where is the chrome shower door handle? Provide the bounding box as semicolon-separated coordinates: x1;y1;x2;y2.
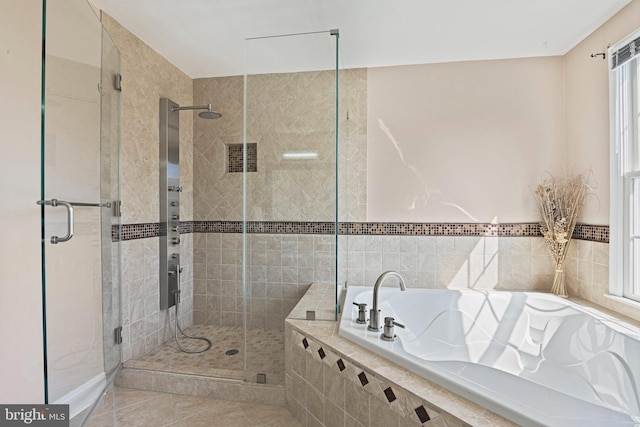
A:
37;199;74;244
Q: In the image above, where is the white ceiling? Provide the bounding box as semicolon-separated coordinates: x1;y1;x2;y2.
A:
88;0;631;78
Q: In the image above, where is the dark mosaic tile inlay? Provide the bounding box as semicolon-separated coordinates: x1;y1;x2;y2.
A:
337;358;346;372
415;405;431;423
318;347;326;360
358;371;369;387
573;224;609;243
302;338;309;349
227;143;257;173
115;223;159;241
114;221;609;243
384;387;396;403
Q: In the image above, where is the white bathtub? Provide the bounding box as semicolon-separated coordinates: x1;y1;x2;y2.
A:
339;287;640;427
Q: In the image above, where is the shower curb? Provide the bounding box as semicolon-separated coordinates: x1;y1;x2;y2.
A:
115;367;285;407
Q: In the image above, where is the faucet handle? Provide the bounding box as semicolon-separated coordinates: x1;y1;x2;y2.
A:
382;317;404;341
353;302;368;324
385;317;405;329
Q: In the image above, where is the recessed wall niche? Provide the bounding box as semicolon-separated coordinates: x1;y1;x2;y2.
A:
226;142;257;173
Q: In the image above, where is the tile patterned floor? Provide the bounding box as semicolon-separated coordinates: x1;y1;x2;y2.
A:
85;386;301;427
125;326;285;384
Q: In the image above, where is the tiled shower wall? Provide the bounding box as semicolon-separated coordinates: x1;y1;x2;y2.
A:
103;15;194;361
193;233;336;330
192;69;367;222
191;69;367;329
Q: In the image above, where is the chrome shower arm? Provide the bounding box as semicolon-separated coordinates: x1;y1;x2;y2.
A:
171;104;211;112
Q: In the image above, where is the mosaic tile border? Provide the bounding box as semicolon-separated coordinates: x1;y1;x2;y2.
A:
114;221;609;243
113;222;158;241
573;224;609;243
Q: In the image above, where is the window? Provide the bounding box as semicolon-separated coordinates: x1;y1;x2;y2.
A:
610;29;640;302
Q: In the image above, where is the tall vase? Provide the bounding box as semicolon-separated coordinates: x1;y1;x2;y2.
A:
550;266;568;298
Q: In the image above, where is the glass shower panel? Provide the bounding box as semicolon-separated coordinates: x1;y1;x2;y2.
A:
243;31;339;384
100;26;122;383
42;0;121;422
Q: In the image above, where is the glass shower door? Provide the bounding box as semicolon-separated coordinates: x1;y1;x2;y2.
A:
242;30;339;384
41;0;121;422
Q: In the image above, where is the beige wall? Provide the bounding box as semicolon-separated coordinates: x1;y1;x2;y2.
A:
564;0;640;225
0;0;45;403
563;0;640;320
102;15;195;361
367;57;566;223
365;0;640;227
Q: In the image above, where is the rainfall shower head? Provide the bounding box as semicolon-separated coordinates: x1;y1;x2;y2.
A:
171;103;221;119
198;110;222;120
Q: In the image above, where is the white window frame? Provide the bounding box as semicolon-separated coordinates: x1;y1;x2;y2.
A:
610;28;640;303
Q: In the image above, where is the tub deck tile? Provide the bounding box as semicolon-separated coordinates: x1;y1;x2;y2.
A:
285;286;518;427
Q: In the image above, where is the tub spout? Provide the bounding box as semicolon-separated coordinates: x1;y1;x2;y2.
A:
368;271;406;331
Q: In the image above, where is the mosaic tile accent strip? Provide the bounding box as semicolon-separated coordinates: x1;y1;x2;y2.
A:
114;221;609;242
115;223;159;241
340;222;542;237
193;221;243;234
227;143;257;173
573;224;610;243
178;220;195;234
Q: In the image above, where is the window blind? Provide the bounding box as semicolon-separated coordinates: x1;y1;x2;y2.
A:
611;35;640;69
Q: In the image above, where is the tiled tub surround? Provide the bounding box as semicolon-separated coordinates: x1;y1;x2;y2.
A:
285;312;517;427
340;287;640;426
285;284;640;427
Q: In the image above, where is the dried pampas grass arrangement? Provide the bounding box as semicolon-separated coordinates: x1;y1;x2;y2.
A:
534;173;589;297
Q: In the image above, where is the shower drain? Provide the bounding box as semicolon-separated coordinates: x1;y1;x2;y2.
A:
225;349;239;356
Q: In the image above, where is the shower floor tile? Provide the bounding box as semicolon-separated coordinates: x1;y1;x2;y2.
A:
125;326;285;385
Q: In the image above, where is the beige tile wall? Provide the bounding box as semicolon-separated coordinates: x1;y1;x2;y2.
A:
194;233;336;330
191;68;367;330
339;235;554;291
192;69;366;222
565;240;640;323
103;15;194;361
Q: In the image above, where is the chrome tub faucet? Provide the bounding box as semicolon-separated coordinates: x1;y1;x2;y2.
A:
368;271;406;331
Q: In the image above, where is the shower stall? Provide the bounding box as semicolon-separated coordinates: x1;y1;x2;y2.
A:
40;0;122;424
127;29;342;386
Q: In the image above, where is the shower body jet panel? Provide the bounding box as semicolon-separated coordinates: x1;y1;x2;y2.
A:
159;98;181;310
